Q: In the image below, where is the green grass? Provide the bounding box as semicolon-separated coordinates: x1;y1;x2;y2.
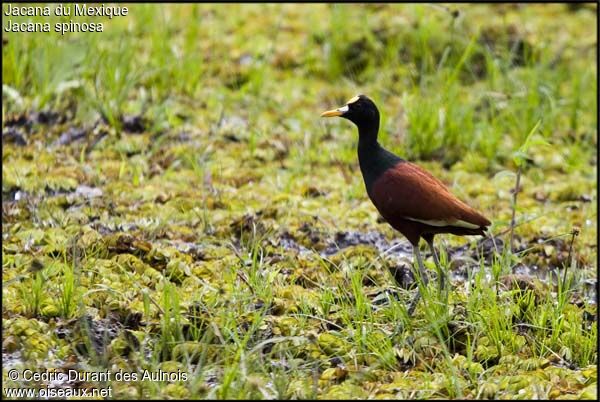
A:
2;3;597;400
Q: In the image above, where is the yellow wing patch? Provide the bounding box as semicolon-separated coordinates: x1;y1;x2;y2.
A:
405;217;480;230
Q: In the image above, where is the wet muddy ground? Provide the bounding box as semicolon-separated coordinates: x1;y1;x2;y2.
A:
3;108;597;398
2;107;597;398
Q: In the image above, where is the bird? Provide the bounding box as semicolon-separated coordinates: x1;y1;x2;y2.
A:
321;94;491;315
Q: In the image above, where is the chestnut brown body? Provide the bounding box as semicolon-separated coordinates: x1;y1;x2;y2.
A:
369;161;490;245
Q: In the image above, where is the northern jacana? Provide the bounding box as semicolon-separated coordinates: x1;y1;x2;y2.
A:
322;94;491;315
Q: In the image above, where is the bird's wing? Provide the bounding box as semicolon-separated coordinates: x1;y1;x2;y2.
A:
371;162;491;229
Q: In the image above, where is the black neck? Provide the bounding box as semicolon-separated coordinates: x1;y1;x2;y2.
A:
357;122;379;148
357;128;403;196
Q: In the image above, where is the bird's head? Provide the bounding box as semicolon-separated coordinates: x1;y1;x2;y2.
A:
321;94;380;140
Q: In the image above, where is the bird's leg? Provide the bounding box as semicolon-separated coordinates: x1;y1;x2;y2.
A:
407;245;428;316
413;245;429;286
425;237;446;292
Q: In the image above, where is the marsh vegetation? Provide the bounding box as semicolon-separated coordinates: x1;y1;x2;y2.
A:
2;3;597;399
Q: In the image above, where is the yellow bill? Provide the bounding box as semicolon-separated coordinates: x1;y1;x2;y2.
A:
321;104;349;117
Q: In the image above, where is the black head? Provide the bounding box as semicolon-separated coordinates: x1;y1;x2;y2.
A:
321;94;380;141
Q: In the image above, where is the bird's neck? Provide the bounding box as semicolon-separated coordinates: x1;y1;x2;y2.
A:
357;130;380;168
357;123;379;148
357;130;403;197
